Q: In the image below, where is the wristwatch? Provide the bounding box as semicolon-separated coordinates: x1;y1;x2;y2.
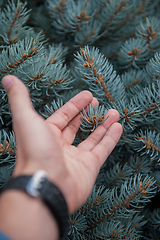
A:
0;170;69;240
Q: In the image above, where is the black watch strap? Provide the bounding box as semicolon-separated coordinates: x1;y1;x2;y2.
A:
0;173;69;240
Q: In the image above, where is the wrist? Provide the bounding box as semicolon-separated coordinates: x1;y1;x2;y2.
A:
13;164;77;214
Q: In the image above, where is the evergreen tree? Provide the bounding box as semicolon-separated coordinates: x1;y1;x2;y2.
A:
0;0;160;239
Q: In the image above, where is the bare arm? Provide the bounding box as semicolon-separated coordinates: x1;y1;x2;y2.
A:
0;191;59;240
0;75;123;240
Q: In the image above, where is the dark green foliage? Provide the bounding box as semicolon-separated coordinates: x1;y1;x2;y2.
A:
0;0;160;239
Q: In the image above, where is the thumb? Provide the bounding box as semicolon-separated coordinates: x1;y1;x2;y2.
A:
2;75;34;127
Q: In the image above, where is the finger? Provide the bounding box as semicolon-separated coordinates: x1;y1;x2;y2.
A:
62;97;99;144
46;90;93;131
92;122;123;166
2;75;35;132
78;109;120;151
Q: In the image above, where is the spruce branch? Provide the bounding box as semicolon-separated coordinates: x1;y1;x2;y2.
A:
0;0;31;46
112;99;142;132
0;164;14;188
146;52;160;81
75;46;126;104
85;174;156;232
119;38;149;68
94;214;147;239
0;99;10;126
121;68;149;97
48;0;93;34
132;81;160;123
79;104;108;133
103;162;132;189
0;130;16;164
0;36;45;78
99;0;127;37
122;129;160;163
69;211;87;240
128;155;152;176
134;130;160;162
136;17;160;52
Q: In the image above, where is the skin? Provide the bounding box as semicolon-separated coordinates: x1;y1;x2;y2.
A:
0;75;123;240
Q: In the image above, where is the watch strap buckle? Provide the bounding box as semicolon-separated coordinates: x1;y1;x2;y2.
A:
26;170;47;197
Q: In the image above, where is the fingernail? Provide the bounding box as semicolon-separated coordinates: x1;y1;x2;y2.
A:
2;76;13;91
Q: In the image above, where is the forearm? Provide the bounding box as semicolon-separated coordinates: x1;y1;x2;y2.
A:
0;190;59;240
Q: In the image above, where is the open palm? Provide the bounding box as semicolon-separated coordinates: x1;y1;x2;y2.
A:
2;75;123;214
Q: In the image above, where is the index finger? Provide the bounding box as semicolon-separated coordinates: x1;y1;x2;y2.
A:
46;91;93;130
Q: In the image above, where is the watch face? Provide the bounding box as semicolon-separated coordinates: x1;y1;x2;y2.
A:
26;170;47;197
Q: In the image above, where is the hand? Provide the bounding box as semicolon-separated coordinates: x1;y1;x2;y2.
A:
2;75;123;214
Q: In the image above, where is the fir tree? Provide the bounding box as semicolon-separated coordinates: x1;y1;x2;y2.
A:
0;0;160;239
